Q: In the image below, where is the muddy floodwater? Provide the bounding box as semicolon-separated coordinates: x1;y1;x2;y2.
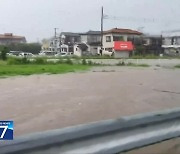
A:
0;66;180;136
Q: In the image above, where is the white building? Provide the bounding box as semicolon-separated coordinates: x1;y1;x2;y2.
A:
102;28;142;56
162;30;180;56
74;43;89;57
42;36;69;54
80;31;101;55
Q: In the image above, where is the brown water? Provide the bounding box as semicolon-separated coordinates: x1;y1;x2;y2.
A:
0;67;180;136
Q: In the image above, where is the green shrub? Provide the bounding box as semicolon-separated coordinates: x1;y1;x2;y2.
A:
7;57;20;65
82;59;87;65
57;59;64;64
138;64;149;67
87;60;93;65
0;47;9;60
116;61;125;66
72;55;81;60
65;58;73;65
21;57;29;64
131;54;159;59
126;63;149;67
7;57;29;65
144;54;158;59
34;57;47;64
175;64;180;68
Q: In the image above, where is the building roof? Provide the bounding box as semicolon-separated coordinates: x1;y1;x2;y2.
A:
61;32;80;37
143;34;162;39
0;33;26;40
76;43;88;51
162;30;180;37
80;30;101;35
103;28;142;35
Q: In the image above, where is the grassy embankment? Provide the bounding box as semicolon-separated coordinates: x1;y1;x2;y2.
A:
175;64;180;68
53;54;180;60
0;58;90;77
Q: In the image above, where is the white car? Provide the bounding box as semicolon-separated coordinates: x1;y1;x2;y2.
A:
39;51;57;56
55;52;70;57
7;51;22;56
19;52;34;57
102;49;114;57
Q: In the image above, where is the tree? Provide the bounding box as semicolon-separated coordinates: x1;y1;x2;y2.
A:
135;45;146;55
8;43;41;54
0;46;9;60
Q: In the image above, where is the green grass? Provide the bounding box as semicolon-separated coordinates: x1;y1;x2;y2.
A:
127;63;149;67
175;64;180;68
117;62;149;67
131;54;180;59
0;64;90;77
0;60;6;65
133;64;150;67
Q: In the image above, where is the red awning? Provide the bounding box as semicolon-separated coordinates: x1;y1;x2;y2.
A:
114;41;134;51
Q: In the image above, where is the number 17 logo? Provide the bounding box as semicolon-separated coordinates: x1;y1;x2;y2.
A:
0;126;8;139
0;121;13;140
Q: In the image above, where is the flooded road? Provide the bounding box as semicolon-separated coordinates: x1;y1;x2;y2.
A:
0;66;180;136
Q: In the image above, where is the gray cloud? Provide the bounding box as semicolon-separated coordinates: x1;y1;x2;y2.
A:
0;0;180;42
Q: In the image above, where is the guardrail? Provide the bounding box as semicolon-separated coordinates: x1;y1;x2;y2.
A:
1;108;180;154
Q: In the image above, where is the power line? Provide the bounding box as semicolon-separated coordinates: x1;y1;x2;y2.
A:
103;14;180;24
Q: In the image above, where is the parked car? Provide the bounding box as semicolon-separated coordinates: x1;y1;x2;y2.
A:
102;49;114;56
39;51;57;56
55;52;72;57
19;52;34;57
7;51;22;56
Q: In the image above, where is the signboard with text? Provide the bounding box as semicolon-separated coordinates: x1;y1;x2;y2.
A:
114;41;134;51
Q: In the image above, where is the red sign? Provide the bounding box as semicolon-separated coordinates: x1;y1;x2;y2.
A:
114;41;134;51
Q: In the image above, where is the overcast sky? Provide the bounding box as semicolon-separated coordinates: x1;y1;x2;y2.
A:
0;0;180;42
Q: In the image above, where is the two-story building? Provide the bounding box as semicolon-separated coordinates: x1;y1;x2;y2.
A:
143;34;163;55
0;33;26;45
44;35;70;54
80;31;101;55
102;28;142;56
60;32;81;53
162;30;180;56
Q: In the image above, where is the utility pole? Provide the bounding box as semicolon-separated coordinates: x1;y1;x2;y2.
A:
54;28;58;38
100;6;104;55
54;28;58;53
59;32;62;54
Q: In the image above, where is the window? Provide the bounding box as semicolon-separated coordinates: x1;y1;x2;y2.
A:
105;48;113;52
64;48;67;52
172;37;177;45
89;36;98;42
106;36;111;42
113;36;124;41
